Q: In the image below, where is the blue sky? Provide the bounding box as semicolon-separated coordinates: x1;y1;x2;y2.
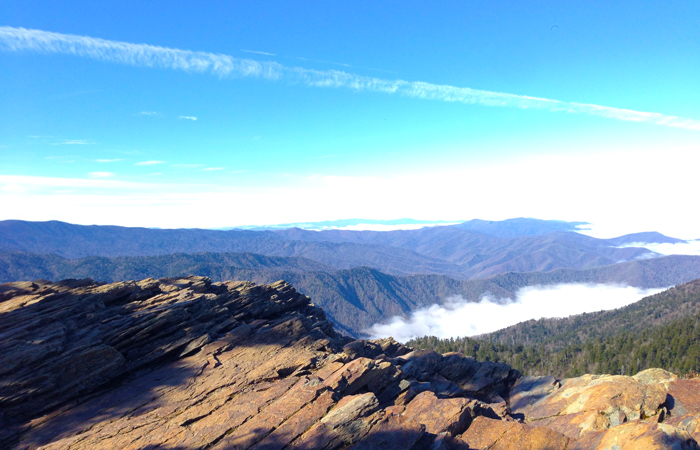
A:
1;1;699;236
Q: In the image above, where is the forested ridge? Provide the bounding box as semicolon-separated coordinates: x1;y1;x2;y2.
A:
483;278;700;349
408;278;700;378
4;251;700;338
0;219;674;279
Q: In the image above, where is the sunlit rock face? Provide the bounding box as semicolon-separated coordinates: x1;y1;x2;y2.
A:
1;276;699;450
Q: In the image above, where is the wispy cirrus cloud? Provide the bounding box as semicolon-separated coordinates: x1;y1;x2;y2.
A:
95;158;123;163
202;167;225;171
2;26;700;131
51;139;95;145
241;49;276;56
178;116;197;121
294;56;398;74
134;160;166;166
138;111;158;116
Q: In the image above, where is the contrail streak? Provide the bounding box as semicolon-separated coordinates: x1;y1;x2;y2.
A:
2;26;699;131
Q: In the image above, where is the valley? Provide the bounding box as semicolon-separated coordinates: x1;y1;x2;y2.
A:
1;218;698;337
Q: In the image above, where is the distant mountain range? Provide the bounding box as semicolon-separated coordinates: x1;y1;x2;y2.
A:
3;250;700;337
2;217;696;336
0;218;683;279
227;217;590;234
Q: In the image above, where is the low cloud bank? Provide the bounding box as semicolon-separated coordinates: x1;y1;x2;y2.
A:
327;222;461;232
618;241;700;257
365;283;665;342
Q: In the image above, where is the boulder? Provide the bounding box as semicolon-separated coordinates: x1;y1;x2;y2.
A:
402;391;479;437
511;372;669;439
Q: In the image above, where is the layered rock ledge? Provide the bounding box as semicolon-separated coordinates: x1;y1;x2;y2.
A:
1;277;699;450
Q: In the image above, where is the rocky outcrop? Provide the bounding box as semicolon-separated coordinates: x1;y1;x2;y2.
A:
510;369;700;449
0;277;515;450
2;276;700;449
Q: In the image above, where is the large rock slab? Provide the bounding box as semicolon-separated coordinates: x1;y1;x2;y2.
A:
0;277;523;450
402;391;481;437
456;416;570;450
510;370;669;439
568;421;700;450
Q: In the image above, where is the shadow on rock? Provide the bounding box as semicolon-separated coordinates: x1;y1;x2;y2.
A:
0;276;347;450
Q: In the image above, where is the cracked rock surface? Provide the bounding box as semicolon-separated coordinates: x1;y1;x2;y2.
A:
1;277;700;449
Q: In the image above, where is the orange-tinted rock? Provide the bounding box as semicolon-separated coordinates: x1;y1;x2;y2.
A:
667;379;700;416
288;393;381;449
8;276;700;450
458;416;569;450
666;414;700;443
348;414;424;450
402;391;476;437
456;416;518;448
323;358;374;393
568;421;700;450
2;278;348;450
512;372;669;439
211;376;329;450
251;390;336;450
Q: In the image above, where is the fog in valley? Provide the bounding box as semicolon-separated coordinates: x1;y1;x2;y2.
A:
366;283;666;342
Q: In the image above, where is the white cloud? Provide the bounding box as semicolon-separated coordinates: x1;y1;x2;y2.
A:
0;175;150;191
241;49;276;56
294;56;397;74
326;223;461;232
2;26;699;131
202;167;225;171
2;147;700;235
51;139;94;145
88;172;114;178
134;160;166;166
138;111;158;116
95;158;123;163
616;241;700;256
179;116;197;121
365;284;667;342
